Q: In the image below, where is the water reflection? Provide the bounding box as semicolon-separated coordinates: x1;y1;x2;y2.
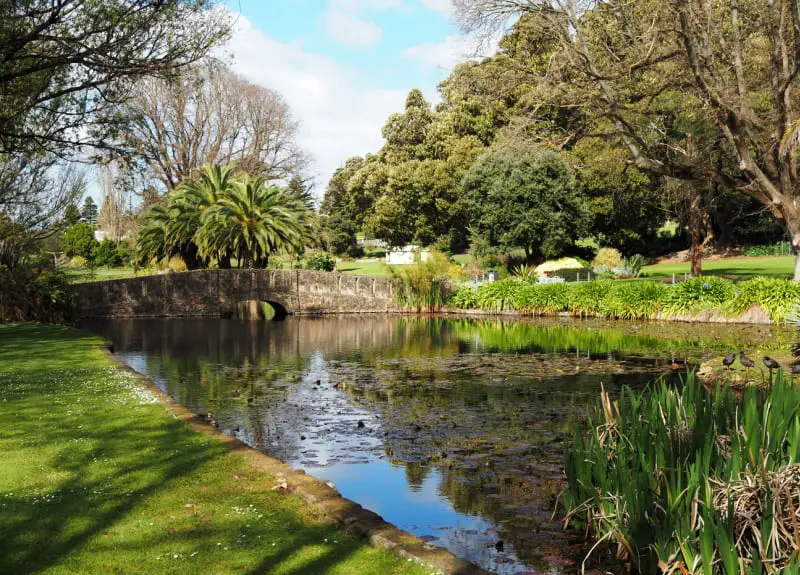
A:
83;316;792;574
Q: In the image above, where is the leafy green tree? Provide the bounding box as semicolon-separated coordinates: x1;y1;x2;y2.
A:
324;213;362;258
95;239;123;268
197;177;308;268
81;197;98;226
61;223;98;261
464;142;589;263
62;203;81;226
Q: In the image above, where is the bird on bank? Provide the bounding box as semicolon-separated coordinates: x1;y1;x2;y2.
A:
722;352;735;370
739;352;755;369
763;356;781;371
791;364;800;375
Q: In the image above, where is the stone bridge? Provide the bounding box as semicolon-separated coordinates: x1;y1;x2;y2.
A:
74;270;395;319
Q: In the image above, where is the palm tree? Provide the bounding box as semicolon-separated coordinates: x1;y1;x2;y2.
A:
137;204;170;266
172;164;238;268
197;176;309;269
137;164;238;269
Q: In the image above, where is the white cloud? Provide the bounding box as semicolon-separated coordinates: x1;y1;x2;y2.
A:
402;30;500;73
402;35;473;71
419;0;452;16
331;0;405;9
225;14;407;197
325;10;383;47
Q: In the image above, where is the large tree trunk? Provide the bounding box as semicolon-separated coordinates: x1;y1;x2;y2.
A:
689;194;703;277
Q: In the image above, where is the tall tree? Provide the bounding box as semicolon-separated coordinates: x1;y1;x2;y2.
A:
121;60;308;192
0;1;230;158
463;142;589;263
454;0;800;279
81;197;98;227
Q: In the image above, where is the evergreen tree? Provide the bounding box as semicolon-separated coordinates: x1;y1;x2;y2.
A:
81;197;98;226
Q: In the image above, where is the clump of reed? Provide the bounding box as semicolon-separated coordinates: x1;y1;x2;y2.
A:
563;372;800;574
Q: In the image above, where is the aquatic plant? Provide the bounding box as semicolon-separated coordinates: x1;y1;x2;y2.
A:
449;284;479;309
661;276;734;316
392;251;454;312
566;280;613;317
476;279;526;312
599;280;667;320
519;282;570;314
723;277;800;323
564;372;800;574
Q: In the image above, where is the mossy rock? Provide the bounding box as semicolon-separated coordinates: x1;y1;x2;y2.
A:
699;350;797;387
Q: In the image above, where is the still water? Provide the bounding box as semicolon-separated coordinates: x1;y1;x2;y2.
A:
83;316;791;574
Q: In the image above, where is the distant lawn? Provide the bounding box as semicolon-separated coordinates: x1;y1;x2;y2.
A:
64;267;140;283
643;256;794;280
336;260;394;277
0;323;428;575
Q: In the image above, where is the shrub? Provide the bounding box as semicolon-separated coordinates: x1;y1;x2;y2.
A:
600;280;667;319
166;257;187;273
449;285;479;309
564;373;800;574
567;280;613;317
392;250;452;311
511;264;538;284
69;255;88;268
61;222;98;261
95;239;123;267
662;276;734;315
723;276;800;323
592;247;622;270
0;265;74;323
612;254;646;278
519;283;570;314
476;279;525;312
744;241;793;257
307;252;336;272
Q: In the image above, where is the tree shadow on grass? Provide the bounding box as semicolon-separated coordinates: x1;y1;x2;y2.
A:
0;405;222;574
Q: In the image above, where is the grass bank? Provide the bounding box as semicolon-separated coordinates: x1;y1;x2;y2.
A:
0;323;429;575
643;255;794;279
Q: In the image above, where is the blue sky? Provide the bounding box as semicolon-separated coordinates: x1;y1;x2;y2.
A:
221;0;478;194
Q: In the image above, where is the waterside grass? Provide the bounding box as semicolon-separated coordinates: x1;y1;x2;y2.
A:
0;323;429;575
564;372;800;574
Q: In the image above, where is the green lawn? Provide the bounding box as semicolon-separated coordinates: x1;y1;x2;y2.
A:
336;259;394;277
643;256;795;280
64;267;139;283
0;323;427;575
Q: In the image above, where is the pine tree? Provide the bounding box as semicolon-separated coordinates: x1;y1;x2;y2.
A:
81;197;98;226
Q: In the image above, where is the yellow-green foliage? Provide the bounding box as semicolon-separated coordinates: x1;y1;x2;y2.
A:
392;250;455;311
592;247;623;270
723;277;800;323
450;275;800;323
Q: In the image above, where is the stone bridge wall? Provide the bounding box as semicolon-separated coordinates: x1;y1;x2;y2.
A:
74;270;395;318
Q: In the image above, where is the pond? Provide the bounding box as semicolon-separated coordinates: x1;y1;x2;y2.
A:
83;316;794;574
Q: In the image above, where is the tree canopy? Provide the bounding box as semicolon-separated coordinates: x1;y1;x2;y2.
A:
464;142;589;262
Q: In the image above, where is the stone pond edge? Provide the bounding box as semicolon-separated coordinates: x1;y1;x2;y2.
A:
101;347;491;575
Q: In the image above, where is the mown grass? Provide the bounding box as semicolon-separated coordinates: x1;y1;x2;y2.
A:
0;323;429;575
643;255;794;279
63;267;140;283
